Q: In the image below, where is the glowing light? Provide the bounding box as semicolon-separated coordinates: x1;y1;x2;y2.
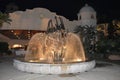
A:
11;30;14;32
29;60;40;62
29;60;35;62
25;31;86;63
39;58;45;60
12;44;22;48
76;58;82;61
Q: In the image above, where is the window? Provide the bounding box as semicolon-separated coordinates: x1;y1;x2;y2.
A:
91;14;94;19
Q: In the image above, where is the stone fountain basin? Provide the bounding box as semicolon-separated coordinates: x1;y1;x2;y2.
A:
13;59;95;74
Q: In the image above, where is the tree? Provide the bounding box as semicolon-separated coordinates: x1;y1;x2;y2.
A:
0;12;12;27
0;42;9;56
74;25;97;59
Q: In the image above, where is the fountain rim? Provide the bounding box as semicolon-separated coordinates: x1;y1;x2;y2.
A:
14;57;94;64
13;58;96;74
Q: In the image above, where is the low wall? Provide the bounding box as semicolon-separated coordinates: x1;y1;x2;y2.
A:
13;59;95;74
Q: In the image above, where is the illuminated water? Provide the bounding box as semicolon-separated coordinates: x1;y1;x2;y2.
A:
25;31;86;63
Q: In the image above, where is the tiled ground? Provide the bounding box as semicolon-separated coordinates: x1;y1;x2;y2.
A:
0;56;120;80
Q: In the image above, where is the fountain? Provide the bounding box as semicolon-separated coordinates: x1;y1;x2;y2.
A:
13;17;95;74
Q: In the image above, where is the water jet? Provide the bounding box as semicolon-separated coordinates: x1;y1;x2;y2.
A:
13;17;95;74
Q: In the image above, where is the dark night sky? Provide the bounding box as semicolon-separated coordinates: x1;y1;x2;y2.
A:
0;0;120;23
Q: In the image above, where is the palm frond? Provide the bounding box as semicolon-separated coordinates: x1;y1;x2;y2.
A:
0;12;12;27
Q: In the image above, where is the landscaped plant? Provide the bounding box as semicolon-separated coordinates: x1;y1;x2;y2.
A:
0;11;12;27
96;32;120;54
74;25;97;58
96;22;120;58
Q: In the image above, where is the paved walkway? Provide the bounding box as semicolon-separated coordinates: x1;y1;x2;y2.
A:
0;56;120;80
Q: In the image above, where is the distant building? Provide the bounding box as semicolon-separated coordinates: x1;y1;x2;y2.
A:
77;4;97;27
1;4;97;31
0;4;97;47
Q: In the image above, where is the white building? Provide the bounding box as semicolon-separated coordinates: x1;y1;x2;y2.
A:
0;4;97;48
78;4;97;27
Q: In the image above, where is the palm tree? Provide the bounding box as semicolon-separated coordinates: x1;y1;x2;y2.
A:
0;12;11;27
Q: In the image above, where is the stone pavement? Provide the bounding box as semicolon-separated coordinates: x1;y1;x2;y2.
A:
0;56;120;80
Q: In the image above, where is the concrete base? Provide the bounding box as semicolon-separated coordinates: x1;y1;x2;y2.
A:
13;59;95;74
